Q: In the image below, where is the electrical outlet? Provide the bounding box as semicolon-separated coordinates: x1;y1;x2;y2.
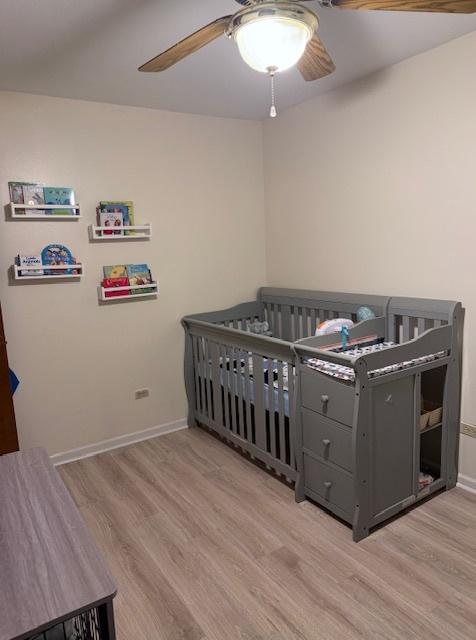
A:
135;388;150;400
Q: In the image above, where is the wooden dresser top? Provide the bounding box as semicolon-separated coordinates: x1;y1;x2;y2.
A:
0;448;116;640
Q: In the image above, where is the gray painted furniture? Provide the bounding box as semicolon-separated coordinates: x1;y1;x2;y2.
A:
0;448;117;640
182;288;464;540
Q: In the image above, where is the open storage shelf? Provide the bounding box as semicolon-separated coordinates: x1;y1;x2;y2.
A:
8;203;81;219
89;224;151;240
421;421;442;434
419;366;445;492
98;282;158;302
12;264;84;280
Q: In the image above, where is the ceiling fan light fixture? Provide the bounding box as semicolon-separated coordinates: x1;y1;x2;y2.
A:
231;3;318;74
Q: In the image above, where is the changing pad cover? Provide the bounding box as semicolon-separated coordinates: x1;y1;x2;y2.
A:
306;342;446;382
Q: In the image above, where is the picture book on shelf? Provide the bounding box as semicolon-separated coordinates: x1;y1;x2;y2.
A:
16;254;43;276
99;209;124;236
9;182;77;215
44;187;75;206
100;201;135;235
41;244;76;275
126;264;153;294
102;277;130;298
103;265;128;279
44;187;76;215
9;182;37;204
22;185;44;206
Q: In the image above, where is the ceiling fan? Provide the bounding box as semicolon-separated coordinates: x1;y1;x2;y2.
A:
138;0;476;116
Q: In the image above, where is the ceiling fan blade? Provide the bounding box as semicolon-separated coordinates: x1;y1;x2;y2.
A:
329;0;476;12
139;15;232;72
298;34;336;82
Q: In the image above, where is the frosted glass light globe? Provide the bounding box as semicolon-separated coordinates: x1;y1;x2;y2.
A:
234;17;313;74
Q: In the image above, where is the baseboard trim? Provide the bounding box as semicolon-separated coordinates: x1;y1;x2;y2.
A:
457;473;476;495
51;418;188;466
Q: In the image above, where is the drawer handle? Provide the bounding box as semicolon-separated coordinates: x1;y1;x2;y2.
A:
324;481;333;489
321;394;329;404
322;439;331;447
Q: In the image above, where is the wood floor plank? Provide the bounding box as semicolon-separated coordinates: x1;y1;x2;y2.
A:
59;427;476;640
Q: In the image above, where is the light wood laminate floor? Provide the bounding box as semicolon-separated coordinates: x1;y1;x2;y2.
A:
59;427;476;640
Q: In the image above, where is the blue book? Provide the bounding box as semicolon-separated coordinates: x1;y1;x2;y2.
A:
126;264;153;294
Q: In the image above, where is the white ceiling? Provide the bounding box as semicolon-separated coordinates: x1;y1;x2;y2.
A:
0;0;475;120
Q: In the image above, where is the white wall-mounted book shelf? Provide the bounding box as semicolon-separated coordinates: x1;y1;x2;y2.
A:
8;203;81;219
98;282;158;302
88;224;152;241
12;263;84;280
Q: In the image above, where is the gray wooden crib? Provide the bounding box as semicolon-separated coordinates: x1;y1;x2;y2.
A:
182;288;464;540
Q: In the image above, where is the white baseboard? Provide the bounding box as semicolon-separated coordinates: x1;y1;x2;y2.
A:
51;418;188;466
457;473;476;495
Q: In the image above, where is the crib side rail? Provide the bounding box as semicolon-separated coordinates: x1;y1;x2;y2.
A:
183;301;263;330
259;287;389;341
183;317;297;479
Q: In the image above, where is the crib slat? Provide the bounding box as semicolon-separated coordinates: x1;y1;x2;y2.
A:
277;361;286;464
204;339;212;419
252;354;266;450
243;353;252;442
293;306;300;340
221;345;231;432
434;319;442;328
281;305;292;341
197;337;206;415
268;359;276;459
310;308;317;336
402;316;411;342
287;364;295;469
210;342;222;426
191;335;201;413
301;307;309;337
417;317;425;336
274;304;280;338
229;347;238;435
236;350;244;438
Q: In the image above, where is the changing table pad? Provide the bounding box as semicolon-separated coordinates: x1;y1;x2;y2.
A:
306;342;446;382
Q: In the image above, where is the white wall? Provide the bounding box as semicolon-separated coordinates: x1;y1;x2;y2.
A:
0;92;266;456
263;31;476;479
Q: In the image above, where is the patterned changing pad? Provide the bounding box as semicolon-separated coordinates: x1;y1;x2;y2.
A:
306;342;446;382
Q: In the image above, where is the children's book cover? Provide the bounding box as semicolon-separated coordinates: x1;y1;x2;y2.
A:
41;244;75;275
99;209;124;235
44;187;76;215
103;277;130;297
103;264;127;279
126;264;153;294
17;254;43;276
22;185;45;206
44;187;75;205
9;182;31;204
100;201;135;235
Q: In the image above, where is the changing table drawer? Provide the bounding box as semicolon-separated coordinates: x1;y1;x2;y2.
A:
301;369;355;426
302;408;353;472
303;453;354;517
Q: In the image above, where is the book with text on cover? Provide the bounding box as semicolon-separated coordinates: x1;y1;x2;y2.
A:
100;201;135;235
103;277;130;298
103;265;127;279
126;264;153;294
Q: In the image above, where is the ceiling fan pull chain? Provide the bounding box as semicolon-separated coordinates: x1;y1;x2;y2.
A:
268;66;277;118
